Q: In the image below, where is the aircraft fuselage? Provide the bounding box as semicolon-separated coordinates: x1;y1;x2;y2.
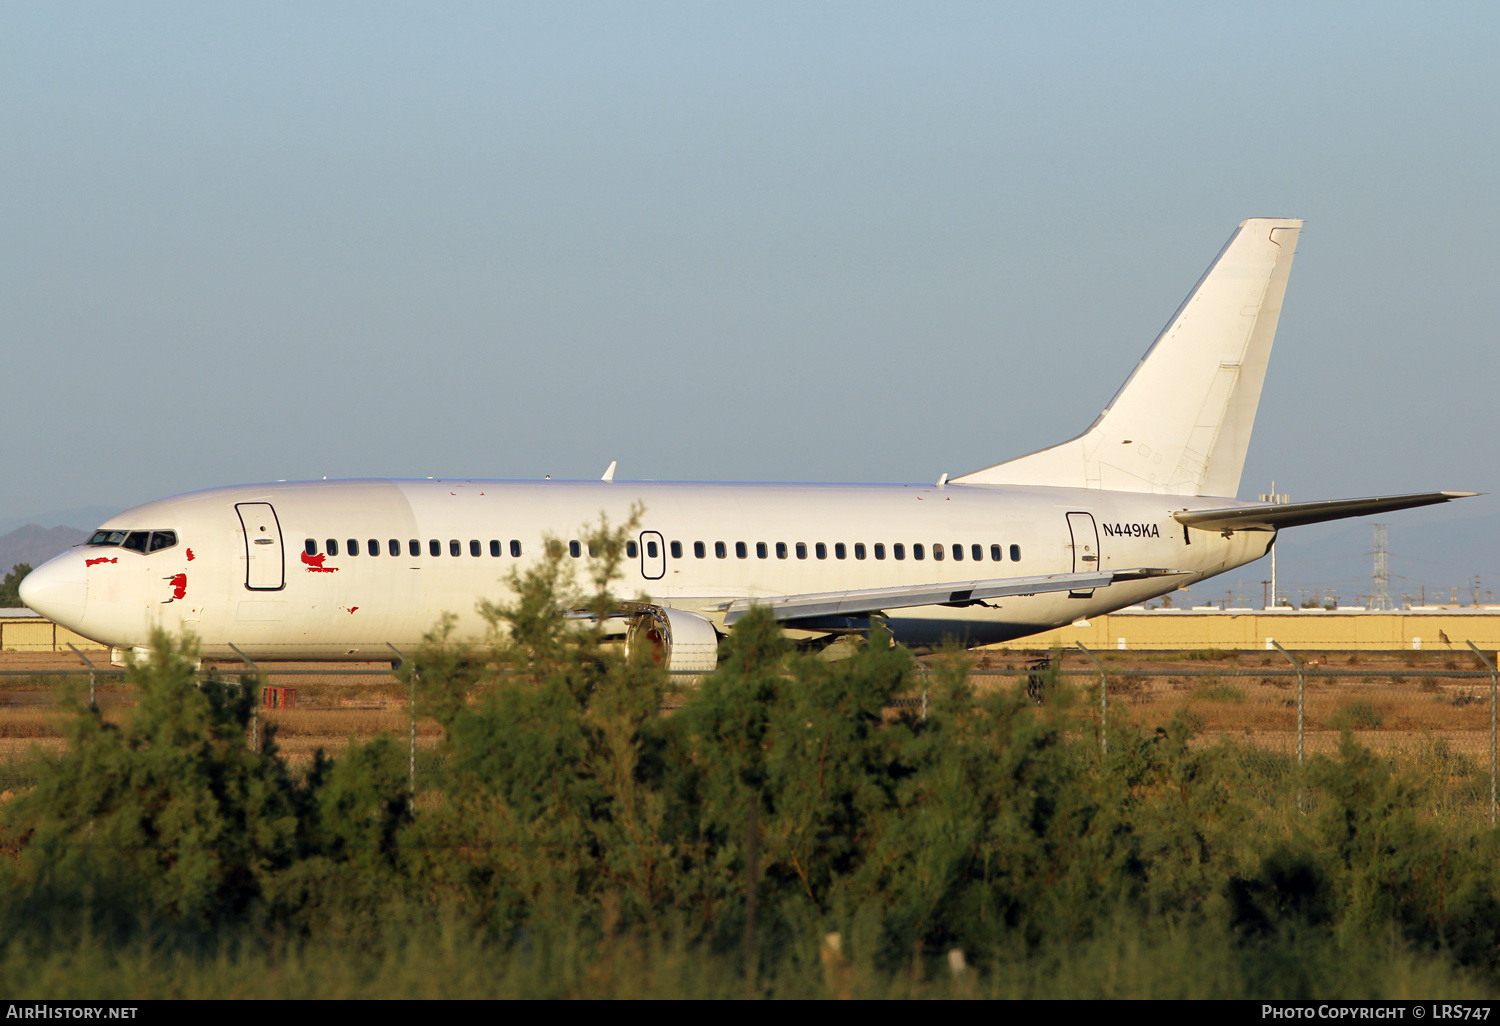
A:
30;477;1272;661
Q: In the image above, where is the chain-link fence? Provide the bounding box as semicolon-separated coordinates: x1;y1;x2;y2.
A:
4;643;1498;824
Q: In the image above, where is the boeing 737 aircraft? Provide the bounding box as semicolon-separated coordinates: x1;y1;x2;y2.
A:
21;218;1475;670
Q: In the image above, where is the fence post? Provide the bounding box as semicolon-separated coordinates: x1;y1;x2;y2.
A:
388;643;414;801
1271;640;1304;812
744;792;760;996
1076;642;1108;758
228;642;260;752
1466;641;1498;829
67;642;97;710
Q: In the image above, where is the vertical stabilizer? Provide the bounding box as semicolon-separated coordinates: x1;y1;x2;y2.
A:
954;217;1301;497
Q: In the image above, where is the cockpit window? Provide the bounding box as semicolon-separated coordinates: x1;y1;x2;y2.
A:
93;529;177;553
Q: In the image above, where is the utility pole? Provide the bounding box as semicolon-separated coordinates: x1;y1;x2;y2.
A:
1259;481;1290;606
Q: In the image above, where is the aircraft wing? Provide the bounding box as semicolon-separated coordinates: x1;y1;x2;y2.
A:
719;568;1189;626
1174;491;1478;533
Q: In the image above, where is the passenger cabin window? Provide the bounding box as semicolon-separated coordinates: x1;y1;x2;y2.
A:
647;540;659;558
370;539;381;556
991;544;1002;562
756;542;767;559
776;542;788;559
715;542;727;559
933;544;944;561
490;540;501;557
328;539;340;557
511;540;522;557
894;543;905;560
88;530;128;547
815;543;827;560
389;539;400;556
471;540;482;557
835;543;846;559
874;543;885;560
348;540;360;556
569;540;581;558
449;540;460;557
796;543;808;559
305;539;318;556
670;541;682;558
694;541;706;558
148;531;177;553
626;541;638;558
429;540;440;557
1011;544;1022;561
410;539;421;557
952;544;962;561
854;543;866;560
589;543;599;557
972;544;983;561
913;543;924;560
735;542;747;559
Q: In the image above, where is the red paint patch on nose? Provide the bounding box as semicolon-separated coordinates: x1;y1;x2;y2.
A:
347;606;358;614
167;573;187;600
185;548;195;561
85;557;118;567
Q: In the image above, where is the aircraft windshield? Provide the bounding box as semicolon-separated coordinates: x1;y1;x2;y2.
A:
88;529;177;553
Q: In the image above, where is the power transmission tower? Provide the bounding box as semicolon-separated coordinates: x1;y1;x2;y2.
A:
1371;523;1391;611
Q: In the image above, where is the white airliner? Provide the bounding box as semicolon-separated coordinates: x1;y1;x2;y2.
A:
21;218;1475;670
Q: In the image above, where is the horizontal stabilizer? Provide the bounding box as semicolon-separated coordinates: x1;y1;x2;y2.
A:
720;568;1191;625
1174;491;1478;532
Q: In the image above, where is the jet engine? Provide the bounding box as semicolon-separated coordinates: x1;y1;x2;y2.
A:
624;605;721;676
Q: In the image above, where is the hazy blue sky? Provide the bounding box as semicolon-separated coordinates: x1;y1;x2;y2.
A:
4;3;1496;600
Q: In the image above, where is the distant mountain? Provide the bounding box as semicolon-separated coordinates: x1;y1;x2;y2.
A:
0;506;122;537
0;524;89;578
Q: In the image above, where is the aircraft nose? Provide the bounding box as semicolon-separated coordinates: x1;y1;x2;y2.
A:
19;555;87;627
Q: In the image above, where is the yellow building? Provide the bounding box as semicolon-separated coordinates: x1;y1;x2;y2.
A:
0;612;106;652
988;607;1500;652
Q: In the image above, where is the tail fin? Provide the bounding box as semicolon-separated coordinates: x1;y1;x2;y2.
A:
955;217;1302;497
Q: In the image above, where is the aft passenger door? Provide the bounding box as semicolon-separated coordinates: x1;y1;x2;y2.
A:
237;503;285;590
1066;512;1099;598
640;531;666;580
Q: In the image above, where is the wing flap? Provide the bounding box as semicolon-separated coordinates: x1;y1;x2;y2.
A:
1174;491;1477;532
720;568;1189;625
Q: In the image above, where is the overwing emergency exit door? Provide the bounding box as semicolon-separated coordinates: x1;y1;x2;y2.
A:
237;503;285;590
1067;512;1099;598
640;531;666;580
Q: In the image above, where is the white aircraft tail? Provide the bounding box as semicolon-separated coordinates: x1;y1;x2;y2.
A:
955;217;1302;497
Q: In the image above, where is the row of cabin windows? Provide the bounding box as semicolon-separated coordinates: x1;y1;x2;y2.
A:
307;537;1022;564
308;538;525;558
620;540;1023;562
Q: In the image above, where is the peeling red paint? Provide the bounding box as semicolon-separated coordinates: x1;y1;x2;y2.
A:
185;548;195;561
347;606;358;614
163;573;187;602
301;551;338;573
85;557;118;567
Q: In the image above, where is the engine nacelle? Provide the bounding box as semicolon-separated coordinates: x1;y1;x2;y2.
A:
624;605;720;676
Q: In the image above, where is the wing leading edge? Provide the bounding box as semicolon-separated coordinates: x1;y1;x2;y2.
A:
1175;491;1478;533
719;568;1189;626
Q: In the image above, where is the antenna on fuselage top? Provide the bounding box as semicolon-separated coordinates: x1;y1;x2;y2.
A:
602;460;617;482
